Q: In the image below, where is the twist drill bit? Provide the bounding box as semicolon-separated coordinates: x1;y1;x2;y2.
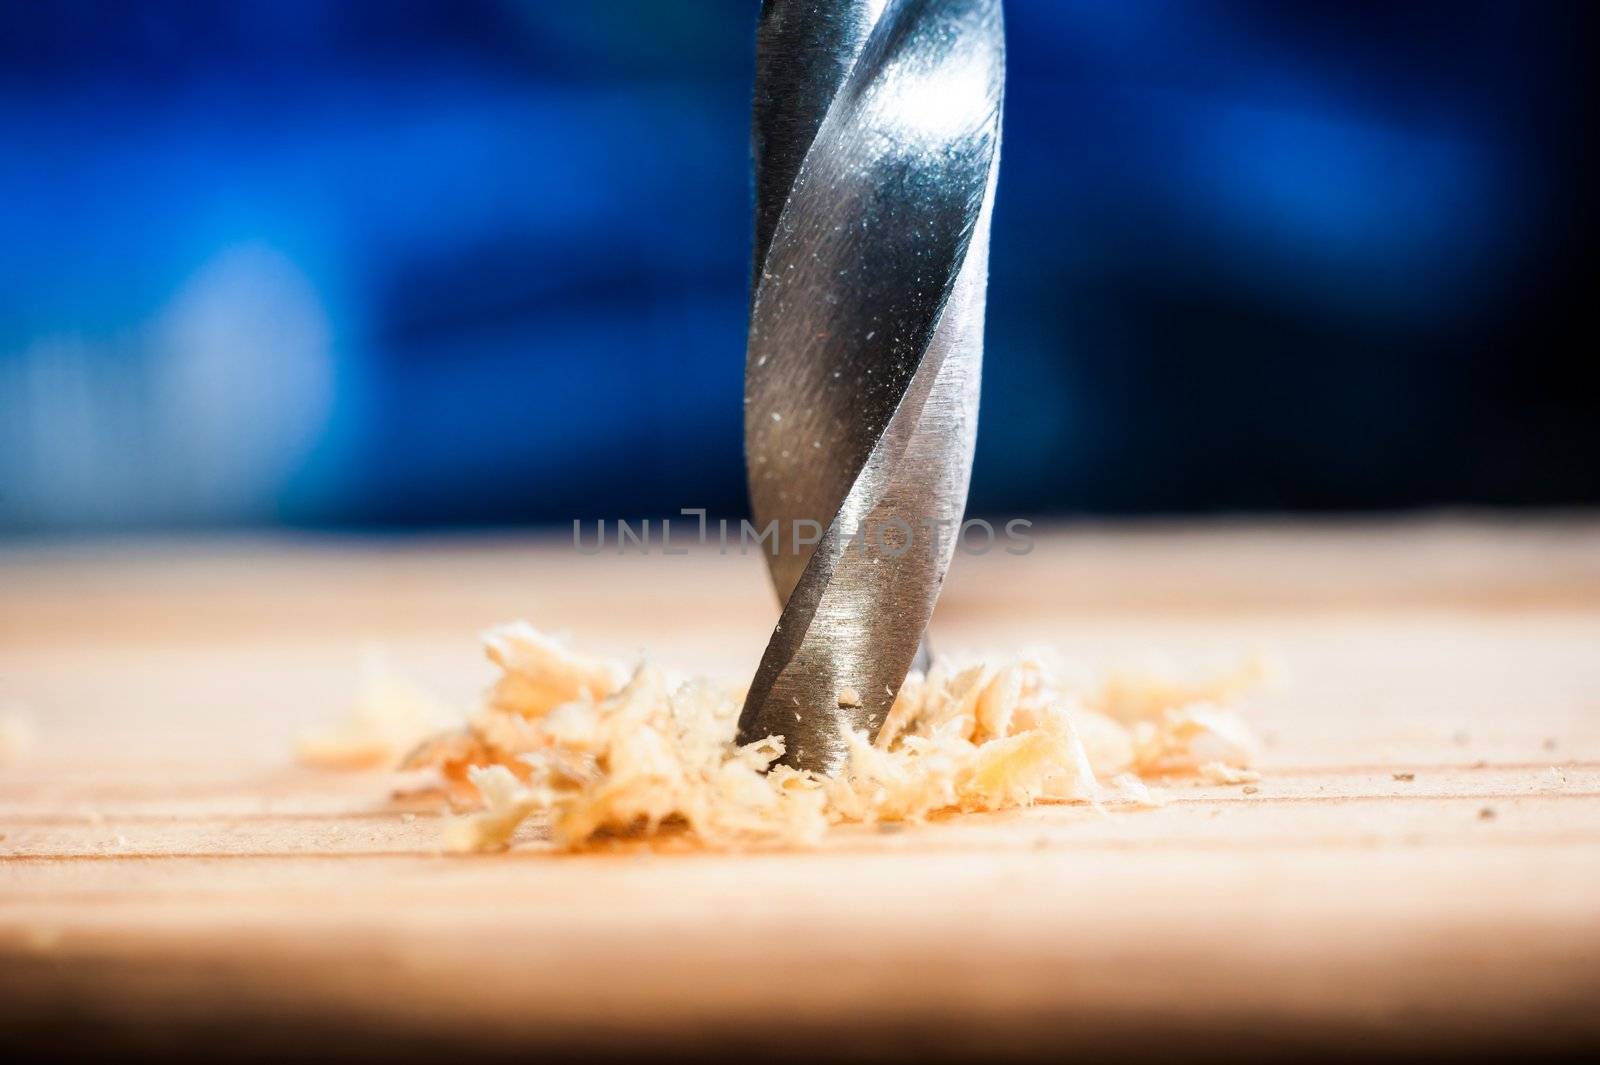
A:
737;0;1004;772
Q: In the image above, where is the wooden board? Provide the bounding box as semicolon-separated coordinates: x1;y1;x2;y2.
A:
2;519;1598;1060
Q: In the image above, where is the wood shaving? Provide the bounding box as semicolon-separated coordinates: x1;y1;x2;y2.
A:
398;624;1265;851
1109;773;1165;808
297;650;449;770
1131;703;1261;776
0;708;36;765
1199;761;1262;786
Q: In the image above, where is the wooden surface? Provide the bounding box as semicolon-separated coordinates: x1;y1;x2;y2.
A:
2;518;1599;1060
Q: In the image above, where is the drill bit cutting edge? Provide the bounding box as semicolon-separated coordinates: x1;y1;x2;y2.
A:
738;0;1005;773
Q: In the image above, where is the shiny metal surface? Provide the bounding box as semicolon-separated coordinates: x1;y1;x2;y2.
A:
737;0;1004;772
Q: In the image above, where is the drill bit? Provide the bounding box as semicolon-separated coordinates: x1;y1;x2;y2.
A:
737;0;1004;773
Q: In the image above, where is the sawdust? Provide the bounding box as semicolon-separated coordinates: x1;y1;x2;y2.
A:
390;622;1265;851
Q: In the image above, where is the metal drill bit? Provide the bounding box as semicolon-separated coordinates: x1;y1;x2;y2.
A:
737;0;1004;772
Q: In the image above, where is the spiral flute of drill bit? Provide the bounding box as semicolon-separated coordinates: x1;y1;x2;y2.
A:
738;0;1004;772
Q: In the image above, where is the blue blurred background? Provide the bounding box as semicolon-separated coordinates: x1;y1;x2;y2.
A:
1;0;1595;535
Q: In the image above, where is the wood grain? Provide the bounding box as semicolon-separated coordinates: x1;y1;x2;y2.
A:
2;518;1598;1061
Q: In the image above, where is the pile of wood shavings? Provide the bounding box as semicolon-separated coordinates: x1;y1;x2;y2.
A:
395;623;1266;851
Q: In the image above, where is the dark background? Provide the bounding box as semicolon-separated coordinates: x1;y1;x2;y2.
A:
1;0;1595;535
